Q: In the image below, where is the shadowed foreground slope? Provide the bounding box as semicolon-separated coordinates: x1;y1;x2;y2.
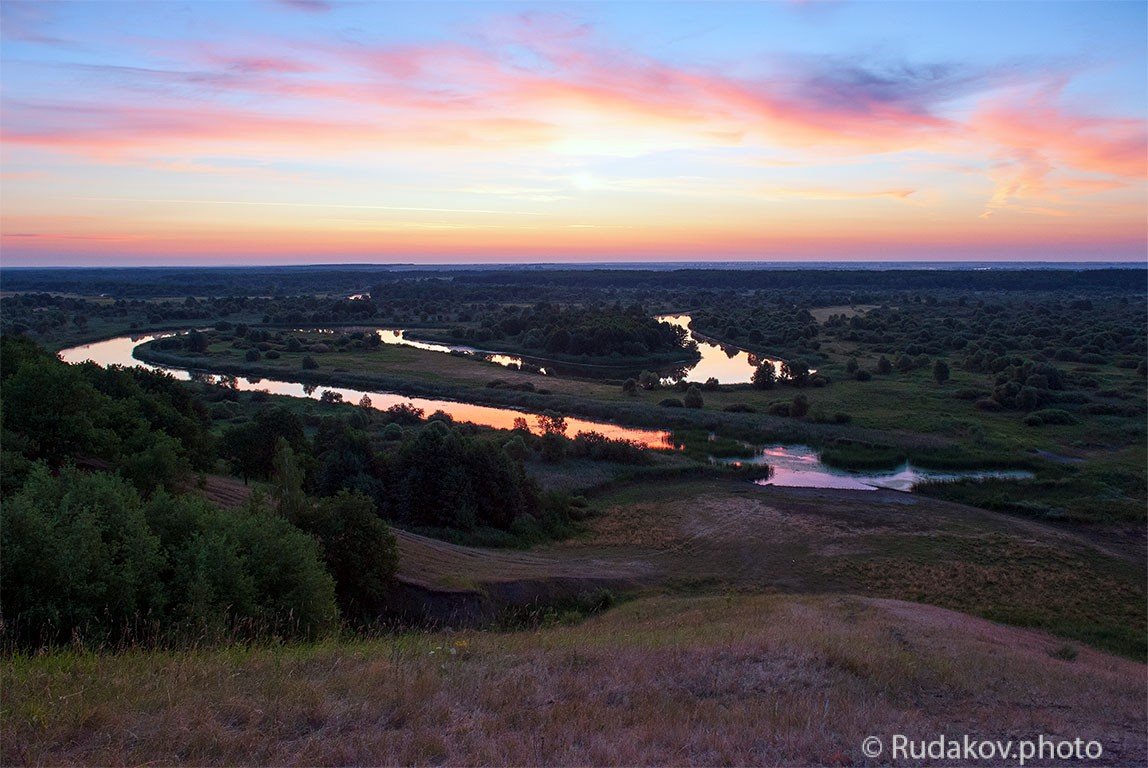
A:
4;593;1144;766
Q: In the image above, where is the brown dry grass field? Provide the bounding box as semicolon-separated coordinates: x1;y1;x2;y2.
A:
4;594;1143;766
392;478;1144;657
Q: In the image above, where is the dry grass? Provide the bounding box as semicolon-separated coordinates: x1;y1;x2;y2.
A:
4;594;1143;766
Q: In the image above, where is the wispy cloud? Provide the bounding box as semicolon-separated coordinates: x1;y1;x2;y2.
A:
74;197;547;216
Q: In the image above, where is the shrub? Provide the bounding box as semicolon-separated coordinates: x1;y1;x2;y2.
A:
1;467;338;646
683;384;704;409
658;397;684;408
1029;408;1076;425
854;369;872;382
723;403;756;413
301;355;318;370
621;378;638;396
638;370;660;390
540;431;566;462
790;394;810;419
503;435;530;460
1;466;164;645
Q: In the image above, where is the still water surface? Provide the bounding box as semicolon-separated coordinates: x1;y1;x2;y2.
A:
378;315;769;384
655;315;780;385
718;444;1033;492
59;334;669;447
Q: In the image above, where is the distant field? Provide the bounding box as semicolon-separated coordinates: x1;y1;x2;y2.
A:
809;304;879;323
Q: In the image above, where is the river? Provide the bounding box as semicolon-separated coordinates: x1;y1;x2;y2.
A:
59;331;1031;491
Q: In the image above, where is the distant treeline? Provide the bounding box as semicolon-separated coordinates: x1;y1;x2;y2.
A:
3;265;1144;298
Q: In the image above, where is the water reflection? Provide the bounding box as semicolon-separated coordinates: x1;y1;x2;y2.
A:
58;334;670;448
375;330;545;374
716;444;1033;492
655;315;781;385
372;315;778;384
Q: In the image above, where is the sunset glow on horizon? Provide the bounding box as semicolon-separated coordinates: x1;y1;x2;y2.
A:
1;1;1146;266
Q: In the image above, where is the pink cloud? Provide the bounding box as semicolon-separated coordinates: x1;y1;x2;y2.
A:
972;85;1147;215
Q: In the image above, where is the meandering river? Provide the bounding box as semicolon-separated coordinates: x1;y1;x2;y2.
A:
376;314;772;384
59;333;671;448
59;331;1031;491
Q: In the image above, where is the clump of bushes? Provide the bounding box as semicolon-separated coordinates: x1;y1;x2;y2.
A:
1;466;338;647
1024;409;1077;427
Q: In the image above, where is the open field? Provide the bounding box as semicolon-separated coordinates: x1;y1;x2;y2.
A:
4;592;1143;766
326;477;1147;657
193;471;1144;657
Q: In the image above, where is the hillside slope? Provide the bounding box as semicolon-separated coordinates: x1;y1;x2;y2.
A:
4;593;1144;766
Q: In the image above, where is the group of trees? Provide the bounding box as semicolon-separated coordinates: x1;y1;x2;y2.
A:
433;302;696;361
0;336;396;646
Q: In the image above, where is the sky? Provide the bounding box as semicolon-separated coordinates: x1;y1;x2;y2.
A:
1;0;1145;266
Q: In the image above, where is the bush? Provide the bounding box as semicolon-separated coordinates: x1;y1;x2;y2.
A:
302;355;318;370
723;403;756;413
621;378;638;396
854;369;872;382
1;466;164;645
658;398;684;408
1029;408;1076;425
683;384;704;409
790;394;810;419
1;467;338;646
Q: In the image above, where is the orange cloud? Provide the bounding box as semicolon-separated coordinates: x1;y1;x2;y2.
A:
972;85;1147;216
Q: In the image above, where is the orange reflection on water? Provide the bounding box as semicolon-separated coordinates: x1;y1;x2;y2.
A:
60;333;672;449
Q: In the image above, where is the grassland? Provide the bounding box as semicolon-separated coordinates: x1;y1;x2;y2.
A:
4;593;1143;766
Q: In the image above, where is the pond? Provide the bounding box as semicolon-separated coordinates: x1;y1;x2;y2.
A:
58;333;670;448
714;444;1033;492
